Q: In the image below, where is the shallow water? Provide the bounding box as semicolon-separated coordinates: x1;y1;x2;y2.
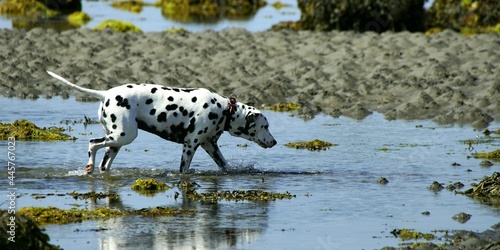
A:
0;0;301;32
1;96;500;249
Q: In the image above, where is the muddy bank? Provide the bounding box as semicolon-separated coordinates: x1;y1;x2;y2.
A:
0;28;498;128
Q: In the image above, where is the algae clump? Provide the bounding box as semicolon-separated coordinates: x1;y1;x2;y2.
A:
18;206;194;225
473;149;500;160
285;139;337;151
459;172;500;206
0;0;59;17
391;228;435;241
186;190;295;202
131;178;170;195
264;102;301;112
94;19;141;32
67;11;92;27
111;0;146;13
0;119;76;141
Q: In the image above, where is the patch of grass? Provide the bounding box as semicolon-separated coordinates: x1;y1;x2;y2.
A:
0;119;76;141
186;190;295;202
93;19;141;32
284;139;337;151
263;102;301;112
18;206;194;225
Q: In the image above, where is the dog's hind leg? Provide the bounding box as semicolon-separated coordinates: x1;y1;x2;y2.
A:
179;142;200;173
98;146;121;173
85;126;137;174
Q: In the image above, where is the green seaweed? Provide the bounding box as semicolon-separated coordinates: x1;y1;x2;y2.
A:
391;228;435;241
0;0;59;17
473;149;500;159
93;19;141;32
18;206;194;225
263;102;301;112
284;139;337;151
111;0;146;13
67;11;92;27
68;191;119;200
0;119;76;141
160;0;266;22
186;189;295;202
131;178;170;196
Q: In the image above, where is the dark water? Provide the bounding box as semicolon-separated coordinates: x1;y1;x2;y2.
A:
1;96;499;249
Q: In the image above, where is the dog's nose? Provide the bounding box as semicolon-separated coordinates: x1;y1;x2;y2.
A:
270;139;277;147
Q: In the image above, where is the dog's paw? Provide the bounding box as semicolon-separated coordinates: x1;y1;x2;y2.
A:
85;164;94;174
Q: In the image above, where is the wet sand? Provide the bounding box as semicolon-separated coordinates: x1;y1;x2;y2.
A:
0;28;498;128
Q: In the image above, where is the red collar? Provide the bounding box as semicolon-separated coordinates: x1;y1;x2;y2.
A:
224;96;237;131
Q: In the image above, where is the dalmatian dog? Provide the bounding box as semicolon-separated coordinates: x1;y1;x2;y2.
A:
46;71;277;174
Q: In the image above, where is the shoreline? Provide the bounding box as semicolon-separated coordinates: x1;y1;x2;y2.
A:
0;28;498;128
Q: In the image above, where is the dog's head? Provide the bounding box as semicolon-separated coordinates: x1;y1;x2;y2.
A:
228;106;277;148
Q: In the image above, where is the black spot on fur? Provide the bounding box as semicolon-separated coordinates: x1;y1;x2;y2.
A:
211;98;216;104
173;112;178;117
90;137;105;143
150;109;156;115
145;99;153;105
109;136;114;141
116;95;130;109
172;88;180;92
182;89;194;93
127;85;133;88
112;124;117;129
191;97;197;103
203;103;209;109
194;138;198;144
182;109;188;116
88;151;91;158
186;150;192;156
166;104;178;111
179;106;185;112
217;102;222;108
111;114;117;123
102;110;107;118
157;112;167;122
189;111;195;117
105;99;110;107
162;87;170;90
151;87;158;94
168;96;174;102
120;132;126;136
208;112;218;120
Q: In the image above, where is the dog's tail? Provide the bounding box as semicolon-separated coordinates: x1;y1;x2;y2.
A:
46;71;106;101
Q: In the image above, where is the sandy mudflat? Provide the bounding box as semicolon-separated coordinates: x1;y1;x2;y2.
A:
0;28;498;128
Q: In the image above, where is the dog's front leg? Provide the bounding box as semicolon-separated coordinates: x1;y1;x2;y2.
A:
201;141;229;173
179;142;199;173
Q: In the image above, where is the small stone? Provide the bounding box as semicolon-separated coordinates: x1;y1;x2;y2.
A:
421;211;430;215
446;182;464;191
452;212;472;224
377;177;389;184
451;162;461;166
479;160;493;167
427;181;444;191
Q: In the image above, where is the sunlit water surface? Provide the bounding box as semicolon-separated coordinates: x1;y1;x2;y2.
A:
1;96;499;249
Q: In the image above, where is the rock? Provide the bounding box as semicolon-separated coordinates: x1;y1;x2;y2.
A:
479;160;494;167
296;0;425;32
377;177;389;184
452;212;472;224
446;182;465;191
425;0;500;32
